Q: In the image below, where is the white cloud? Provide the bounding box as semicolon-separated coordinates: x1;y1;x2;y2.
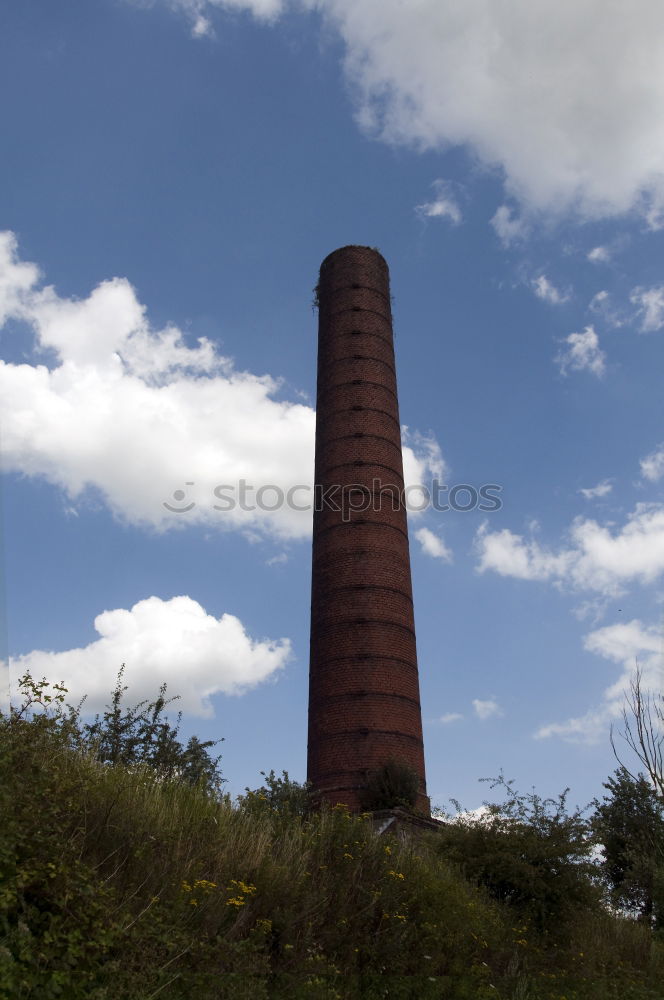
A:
573;597;611;625
447;805;493;825
416;180;462;225
310;0;664;222
475;523;572;582
644;198;664;231
158;0;284;36
439;712;463;724
150;2;664;221
472;698;503;721
401;429;448;517
641;444;664;482
630;285;664;331
555;325;606;377
402;428;446;481
266;552;288;566
532;275;568;305
535;618;663;743
490;205;529;247
4;595;291;717
587;246;610;264
589;290;609;309
192;14;213;37
579;480;613;500
0;233;444;541
415;527;453;563
0;231;40;323
476;503;664;597
588;290;625;328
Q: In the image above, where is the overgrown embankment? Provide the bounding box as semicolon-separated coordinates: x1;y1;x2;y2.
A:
1;685;663;999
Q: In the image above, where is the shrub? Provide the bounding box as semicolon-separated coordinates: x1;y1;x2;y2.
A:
435;774;601;932
239;769;313;817
360;758;420;811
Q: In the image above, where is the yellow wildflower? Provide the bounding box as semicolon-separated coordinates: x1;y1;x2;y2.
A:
225;880;256;908
193;879;217;891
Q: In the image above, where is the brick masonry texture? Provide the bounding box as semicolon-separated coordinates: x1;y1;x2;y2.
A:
307;246;430;813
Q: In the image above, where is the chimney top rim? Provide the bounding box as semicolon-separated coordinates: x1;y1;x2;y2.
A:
320;246;388;272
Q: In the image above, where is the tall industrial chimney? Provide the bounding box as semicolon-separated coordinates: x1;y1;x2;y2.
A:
307;245;429;813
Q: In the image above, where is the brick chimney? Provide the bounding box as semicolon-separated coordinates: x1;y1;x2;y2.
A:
307;245;429;814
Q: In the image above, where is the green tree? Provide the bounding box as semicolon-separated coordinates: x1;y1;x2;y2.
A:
436;773;600;932
593;767;664;926
78;665;224;793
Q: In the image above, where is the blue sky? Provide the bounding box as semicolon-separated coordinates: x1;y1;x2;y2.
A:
2;0;664;811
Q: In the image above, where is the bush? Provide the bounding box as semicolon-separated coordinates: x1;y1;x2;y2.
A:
239;769;313;817
435;774;601;932
360;758;420;811
78;665;225;795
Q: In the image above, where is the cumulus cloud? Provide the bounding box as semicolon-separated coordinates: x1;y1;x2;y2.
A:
149;2;664;221
415;180;462;225
641;444;664;482
535;618;663;743
320;0;664;220
587;246;610;264
191;14;213;37
630;285;664;331
4;595;291;717
447;805;494;825
415;527;453;563
490;205;530;247
472;698;503;721
475;524;572;583
266;552;288;566
0;234;39;321
532;275;568;305
475;503;664;596
588;290;625;328
589;290;609;310
555;325;606;377
0;232;443;540
402;428;446;480
156;0;284;36
401;429;448;517
579;480;613;500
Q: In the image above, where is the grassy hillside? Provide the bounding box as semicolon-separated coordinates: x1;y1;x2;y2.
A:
1;683;663;999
